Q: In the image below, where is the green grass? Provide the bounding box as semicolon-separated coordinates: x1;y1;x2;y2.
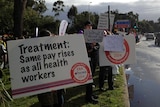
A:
1;66;126;107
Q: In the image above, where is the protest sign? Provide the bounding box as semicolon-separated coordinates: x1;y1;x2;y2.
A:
99;36;136;66
97;13;115;30
84;29;104;43
7;34;92;98
103;35;124;52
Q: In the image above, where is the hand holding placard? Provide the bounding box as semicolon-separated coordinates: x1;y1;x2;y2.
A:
103;35;124;52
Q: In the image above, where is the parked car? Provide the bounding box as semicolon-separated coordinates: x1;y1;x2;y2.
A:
144;33;155;40
155;33;160;46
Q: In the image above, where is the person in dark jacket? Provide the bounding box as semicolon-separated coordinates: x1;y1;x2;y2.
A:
84;21;98;104
37;30;65;107
99;30;114;91
99;66;114;91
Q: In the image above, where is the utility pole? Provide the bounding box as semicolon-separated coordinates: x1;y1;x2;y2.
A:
88;2;92;21
108;5;110;31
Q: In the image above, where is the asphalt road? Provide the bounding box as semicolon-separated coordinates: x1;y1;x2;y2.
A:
127;36;160;107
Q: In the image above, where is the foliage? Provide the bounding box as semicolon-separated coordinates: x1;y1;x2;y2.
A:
67;11;99;34
52;0;65;17
1;0;160;37
24;7;41;35
0;0;14;34
0;69;13;107
24;7;58;36
32;0;47;15
0;0;59;36
26;0;35;8
67;5;78;25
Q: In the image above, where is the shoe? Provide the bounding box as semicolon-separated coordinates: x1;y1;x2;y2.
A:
99;87;106;92
86;97;98;104
92;95;98;99
99;88;106;92
92;84;96;88
104;79;108;82
107;87;114;90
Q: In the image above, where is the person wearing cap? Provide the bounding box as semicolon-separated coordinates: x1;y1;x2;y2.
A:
85;21;100;78
84;21;99;104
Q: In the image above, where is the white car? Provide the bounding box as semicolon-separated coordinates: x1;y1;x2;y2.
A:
144;33;155;40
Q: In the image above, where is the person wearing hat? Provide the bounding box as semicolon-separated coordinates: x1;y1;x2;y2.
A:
84;21;99;104
84;21;100;78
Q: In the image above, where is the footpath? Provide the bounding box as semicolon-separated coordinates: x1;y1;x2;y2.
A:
121;65;130;107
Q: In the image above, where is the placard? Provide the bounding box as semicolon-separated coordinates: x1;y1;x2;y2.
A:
103;35;124;52
84;29;104;43
99;36;136;66
7;34;92;98
97;13;115;30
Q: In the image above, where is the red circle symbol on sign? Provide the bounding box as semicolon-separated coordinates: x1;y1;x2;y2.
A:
71;63;90;83
105;39;129;64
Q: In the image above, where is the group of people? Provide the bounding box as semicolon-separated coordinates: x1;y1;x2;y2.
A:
36;20;117;106
0;34;8;70
36;21;116;106
0;20;117;106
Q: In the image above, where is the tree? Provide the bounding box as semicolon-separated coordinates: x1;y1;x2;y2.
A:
158;18;160;24
0;0;14;34
67;11;99;34
26;0;35;7
52;0;65;17
32;0;47;15
13;0;27;38
67;5;77;25
24;7;41;36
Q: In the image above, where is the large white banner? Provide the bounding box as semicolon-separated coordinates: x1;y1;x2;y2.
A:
99;36;136;66
7;34;92;98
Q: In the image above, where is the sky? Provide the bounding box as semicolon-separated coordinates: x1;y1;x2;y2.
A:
45;0;160;22
45;0;139;5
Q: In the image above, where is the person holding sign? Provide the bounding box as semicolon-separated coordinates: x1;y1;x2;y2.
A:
37;30;65;107
84;21;99;104
99;30;114;91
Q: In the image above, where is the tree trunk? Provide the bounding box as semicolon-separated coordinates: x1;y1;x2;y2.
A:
13;0;27;38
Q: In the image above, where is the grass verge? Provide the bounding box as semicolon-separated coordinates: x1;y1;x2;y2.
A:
1;66;127;107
